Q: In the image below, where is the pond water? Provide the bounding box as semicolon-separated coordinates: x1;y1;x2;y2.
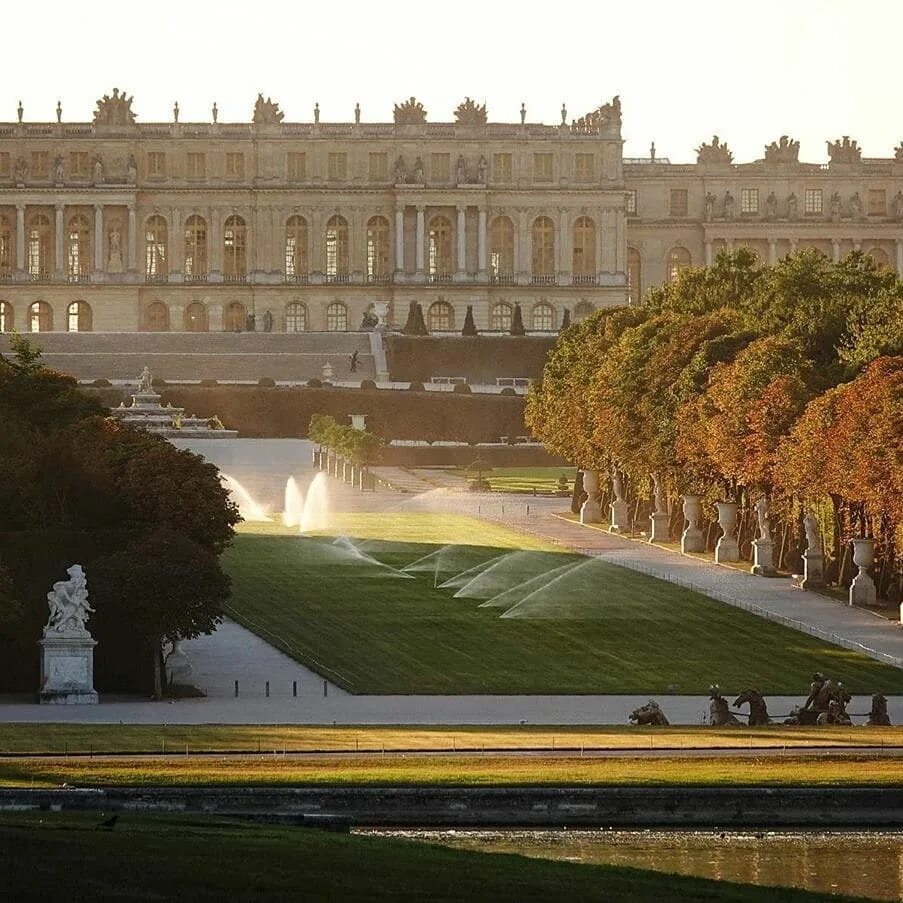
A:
363;830;903;900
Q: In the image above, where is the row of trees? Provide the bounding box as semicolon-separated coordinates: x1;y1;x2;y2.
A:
308;414;384;466
0;335;239;695
526;249;903;598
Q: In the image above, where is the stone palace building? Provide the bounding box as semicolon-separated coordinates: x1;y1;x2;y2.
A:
1;89;902;337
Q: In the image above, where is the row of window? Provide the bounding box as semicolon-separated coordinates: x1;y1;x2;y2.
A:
0;299;91;333
0;150;600;185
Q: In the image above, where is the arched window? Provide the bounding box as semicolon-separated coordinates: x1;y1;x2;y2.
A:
0;217;12;277
366;215;390;282
868;247;890;271
489;301;512;331
325;215;349;279
627;247;642;304
27;214;52;279
284;216;308;279
428;215;453;280
572;216;596;279
143;301;170;332
224;301;247;332
428;300;454;331
531;216;555;278
532;302;555;331
28;300;52;332
490;216;514;281
66;215;91;278
667;247;691;282
285;301;308;332
67;300;92;332
0;301;12;332
184;301;208;332
145;215;168;279
223;215;247;277
573;300;595;323
184;215;208;277
326;300;348;332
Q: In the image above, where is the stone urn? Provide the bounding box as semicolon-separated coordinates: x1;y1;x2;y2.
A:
580;470;603;524
714;501;740;563
850;538;877;606
680;494;705;553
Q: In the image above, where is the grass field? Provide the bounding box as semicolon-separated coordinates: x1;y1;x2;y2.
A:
453;466;575;494
0;814;861;902
223;513;903;695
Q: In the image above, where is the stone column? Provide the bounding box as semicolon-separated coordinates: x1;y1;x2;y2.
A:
704;239;713;267
415;206;425;275
395;208;405;274
768;239;777;264
557;208;569;282
714;501;740;563
170;207;183;278
94;205;103;273
128;204;137;273
896;239;903;275
831;238;840;262
789;237;798;253
456;205;466;278
680;495;705;553
849;539;877;606
579;470;603;524
477;208;487;277
15;204;25;273
54;204;65;277
210;208;222;276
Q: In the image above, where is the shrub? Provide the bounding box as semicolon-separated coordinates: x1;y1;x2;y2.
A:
408;381;425;392
199;378;218;388
151;377;167;388
453;382;472;394
91;378;112;388
360;379;377;391
307;378;323;388
258;377;276;388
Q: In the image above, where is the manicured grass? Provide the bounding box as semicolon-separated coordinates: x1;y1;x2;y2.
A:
0;754;899;788
4;724;901;755
454;466;575;494
0;813;862;902
223;513;903;695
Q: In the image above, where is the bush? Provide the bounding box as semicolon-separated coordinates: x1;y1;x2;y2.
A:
408;381;425;392
258;377;276;388
151;378;166;388
307;378;323;388
360;379;377;391
500;387;517;397
199;378;218;388
91;378;112;388
453;382;472;394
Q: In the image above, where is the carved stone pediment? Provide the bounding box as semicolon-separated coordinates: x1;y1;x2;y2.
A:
696;135;732;165
454;97;487;126
827;136;860;164
253;94;284;125
572;96;621;134
394;97;426;125
764;135;799;164
93;88;136;126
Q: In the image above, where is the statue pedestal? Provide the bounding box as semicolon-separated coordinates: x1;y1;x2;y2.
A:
39;631;98;704
800;550;824;589
681;527;705;553
609;500;629;534
850;570;877;606
580;498;603;524
649;512;669;543
751;539;777;577
714;536;740;563
165;639;192;686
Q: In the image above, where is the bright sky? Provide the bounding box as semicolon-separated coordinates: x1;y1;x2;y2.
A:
6;0;901;164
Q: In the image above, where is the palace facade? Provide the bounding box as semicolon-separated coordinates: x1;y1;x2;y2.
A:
0;91;901;336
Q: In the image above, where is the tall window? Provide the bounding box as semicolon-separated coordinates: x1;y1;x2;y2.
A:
572;216;596;277
284;216;309;277
28;300;52;332
225;152;245;178
0;153;9;178
27;214;52;278
67;300;92;332
430;153;450;182
532;302;555;331
490;216;514;280
804;188;823;215
627;248;642;304
326;301;348;332
68;152;90;178
868;247;890;270
327;153;347;181
531;216;555;277
147;151;166;177
145;215;168;279
573;301;594;323
669;189;688;217
0;217;12;277
325;215;349;278
868;189;886;216
184;215;208;276
366;216;390;281
533;153;553;182
625;190;638;215
287;152;306;181
66;214;91;277
428;216;453;278
575;153;594;183
667;247;691;281
369;152;388;181
285;301;308;332
186;152;206;178
493;153;512;181
225;301;246;332
143;301;170;331
223;215;247;277
0;301;12;332
489;302;512;331
740;188;759;214
184;302;207;332
428;300;453;331
30;151;49;179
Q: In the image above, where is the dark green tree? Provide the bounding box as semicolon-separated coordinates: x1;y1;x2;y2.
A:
461;305;478;336
510;302;526;336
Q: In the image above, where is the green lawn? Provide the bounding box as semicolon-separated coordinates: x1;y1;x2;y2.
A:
0;814;863;902
454;466;575;494
223;513;902;695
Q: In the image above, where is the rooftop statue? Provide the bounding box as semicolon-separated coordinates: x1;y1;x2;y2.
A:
764;135;800;164
454;97;487;126
895;142;903;162
394;97;427;125
93;88;136;126
696;135;733;164
253;94;284;125
571;96;621;134
45;565;94;634
827;136;861;163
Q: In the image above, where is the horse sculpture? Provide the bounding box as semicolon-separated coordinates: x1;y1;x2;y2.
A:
709;685;741;726
784;674;853;725
629;700;670;726
867;693;891;726
732;689;771;726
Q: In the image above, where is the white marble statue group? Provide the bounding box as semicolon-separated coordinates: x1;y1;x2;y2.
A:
45;564;94;634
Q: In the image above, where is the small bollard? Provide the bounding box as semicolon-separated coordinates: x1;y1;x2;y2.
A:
323;680;328;697
265;680;270;698
234;680;239;698
293;680;298;698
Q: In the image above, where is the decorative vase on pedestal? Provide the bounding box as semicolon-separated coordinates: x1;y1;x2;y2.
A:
579;470;603;524
849;538;877;606
714;501;740;563
680;495;705;553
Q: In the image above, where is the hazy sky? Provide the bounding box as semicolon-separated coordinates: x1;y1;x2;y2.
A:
6;0;901;163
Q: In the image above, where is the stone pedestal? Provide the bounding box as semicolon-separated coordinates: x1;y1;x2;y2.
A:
39;632;98;704
649;512;669;543
714;501;740;563
680;494;705;553
800;550;824;589
849;538;877;606
165;639;192;686
609;500;630;534
579;470;603;525
751;539;777;577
